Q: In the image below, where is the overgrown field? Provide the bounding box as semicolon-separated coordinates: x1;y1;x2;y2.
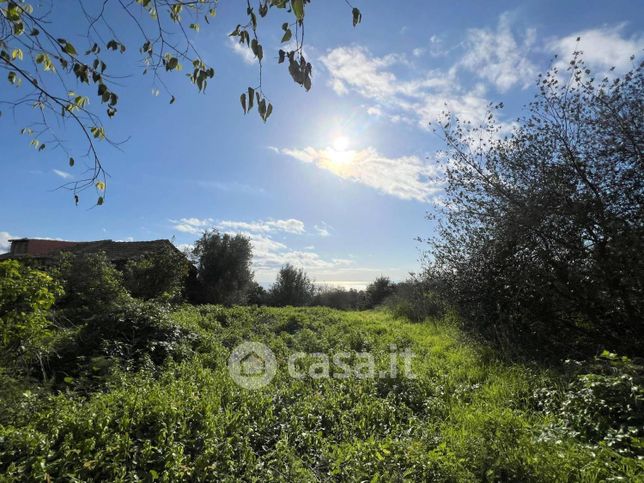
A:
1;307;642;481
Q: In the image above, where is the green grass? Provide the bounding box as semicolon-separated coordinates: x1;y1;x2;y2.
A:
1;306;641;481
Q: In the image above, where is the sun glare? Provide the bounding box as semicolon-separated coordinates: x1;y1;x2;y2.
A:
325;135;354;168
332;136;350;152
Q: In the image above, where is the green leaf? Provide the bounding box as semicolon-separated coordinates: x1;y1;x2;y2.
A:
69;157;75;167
63;42;78;56
281;29;292;43
97;196;104;206
291;0;304;21
240;93;247;113
64;376;74;384
352;8;362;27
248;87;255;111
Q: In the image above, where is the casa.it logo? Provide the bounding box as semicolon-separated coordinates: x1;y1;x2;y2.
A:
227;341;277;390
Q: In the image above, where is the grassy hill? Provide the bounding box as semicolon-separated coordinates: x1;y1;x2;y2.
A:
1;307;641;481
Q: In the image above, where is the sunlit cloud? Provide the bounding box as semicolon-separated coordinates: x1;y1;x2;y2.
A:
320;44;493;129
227;37;256;65
217;218;306;235
277;146;441;203
546;24;643;75
169;217;214;234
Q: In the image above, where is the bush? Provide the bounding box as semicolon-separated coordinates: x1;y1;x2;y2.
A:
364;276;395;309
536;351;644;457
384;278;446;322
311;286;364;310
428;56;644;359
122;245;191;302
54;251;129;317
48;299;197;383
0;260;62;368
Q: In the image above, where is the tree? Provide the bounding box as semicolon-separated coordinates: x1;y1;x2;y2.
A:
427;54;643;358
191;230;254;305
269;263;315;306
55;251;130;316
364;276;395;309
0;260;62;369
0;0;361;204
311;286;364;310
122;245;191;302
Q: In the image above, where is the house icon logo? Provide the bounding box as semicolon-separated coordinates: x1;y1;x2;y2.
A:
228;341;277;389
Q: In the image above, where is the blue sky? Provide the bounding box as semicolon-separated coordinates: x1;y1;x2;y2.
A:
1;1;642;288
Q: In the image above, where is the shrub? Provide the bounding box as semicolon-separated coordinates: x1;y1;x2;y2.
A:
364;276;395;309
0;260;62;368
311;286;364;310
427;56;644;358
122;245;190;302
54;251;129;317
49;299;197;383
536;351;644;457
384;278;446;322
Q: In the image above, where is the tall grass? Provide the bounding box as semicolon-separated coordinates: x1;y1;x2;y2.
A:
0;306;641;481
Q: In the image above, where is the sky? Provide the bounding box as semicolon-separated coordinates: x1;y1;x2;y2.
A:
1;0;642;288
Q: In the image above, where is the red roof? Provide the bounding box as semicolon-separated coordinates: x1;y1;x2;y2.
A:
10;239;80;256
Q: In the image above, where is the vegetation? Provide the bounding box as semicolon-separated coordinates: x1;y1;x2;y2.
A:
189;230;255;305
0;260;61;371
122;245;191;302
54;251;129;317
364;276;396;309
269;263;316;307
427;56;643;360
0;0;361;202
1;303;641;480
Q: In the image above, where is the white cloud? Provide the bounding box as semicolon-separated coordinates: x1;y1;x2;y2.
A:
314;223;331;237
277;146;441;202
217;218;306;235
457;12;537;92
320;45;493;129
53;169;73;179
547;24;643;75
412;47;426;58
227;37;256;65
0;231;14;253
169;217;214;234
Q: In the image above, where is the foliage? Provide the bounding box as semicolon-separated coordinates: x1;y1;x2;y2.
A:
536;351;644;458
0;260;62;367
427;55;644;359
122;245;191;302
190;230;254;305
48;299;197;385
311;286;365;310
54;251;129;317
384;277;446;322
1;306;642;480
364;276;396;309
269;263;315;306
0;0;361;203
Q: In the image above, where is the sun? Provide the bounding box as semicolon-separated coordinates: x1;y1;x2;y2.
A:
332;136;350;151
326;136;354;168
